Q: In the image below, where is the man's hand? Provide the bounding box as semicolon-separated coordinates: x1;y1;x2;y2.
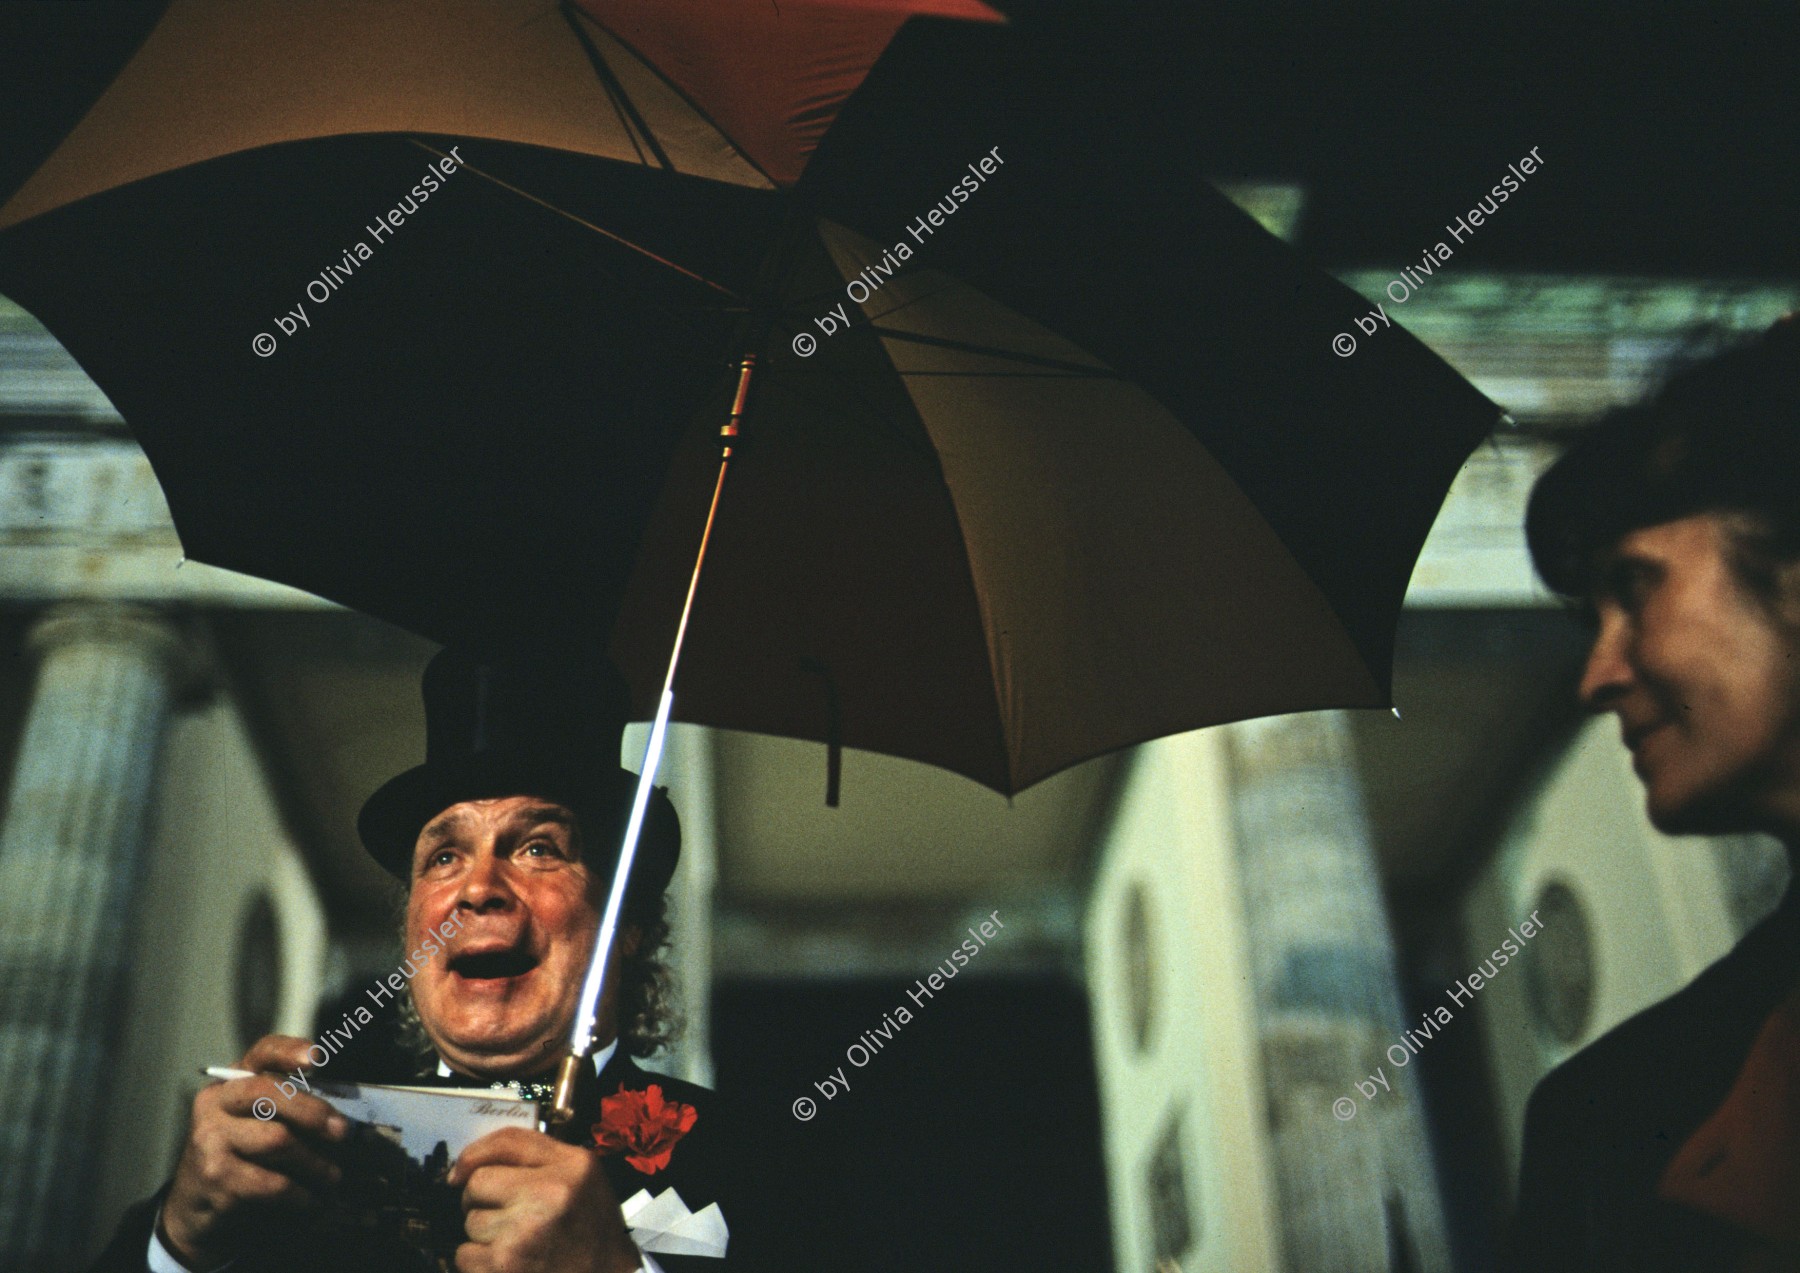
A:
450;1127;641;1273
160;1035;349;1269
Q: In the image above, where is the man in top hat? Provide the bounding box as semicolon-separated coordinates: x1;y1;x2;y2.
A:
90;642;739;1273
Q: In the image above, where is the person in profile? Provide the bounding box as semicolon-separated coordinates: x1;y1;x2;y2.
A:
1506;315;1800;1270
90;641;742;1272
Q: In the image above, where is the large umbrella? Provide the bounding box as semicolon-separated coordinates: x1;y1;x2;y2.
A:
0;0;1498;1115
0;1;1496;794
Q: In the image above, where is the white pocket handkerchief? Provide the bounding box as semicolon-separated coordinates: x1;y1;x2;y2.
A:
621;1187;730;1258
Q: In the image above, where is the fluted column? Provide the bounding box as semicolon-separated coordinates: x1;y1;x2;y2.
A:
1224;712;1449;1273
660;722;717;1087
0;604;190;1269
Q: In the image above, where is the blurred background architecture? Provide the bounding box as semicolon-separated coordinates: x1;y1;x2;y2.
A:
7;264;1795;1273
3;5;1798;1271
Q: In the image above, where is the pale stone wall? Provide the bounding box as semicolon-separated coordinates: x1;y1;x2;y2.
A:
1085;728;1281;1273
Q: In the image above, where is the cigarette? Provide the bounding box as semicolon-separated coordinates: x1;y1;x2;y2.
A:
202;1067;256;1082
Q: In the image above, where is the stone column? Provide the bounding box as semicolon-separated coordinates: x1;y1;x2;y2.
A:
1224;712;1449;1273
0;604;190;1269
661;723;717;1088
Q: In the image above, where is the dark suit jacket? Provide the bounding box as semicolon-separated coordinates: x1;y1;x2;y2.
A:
1503;882;1800;1271
87;1049;753;1273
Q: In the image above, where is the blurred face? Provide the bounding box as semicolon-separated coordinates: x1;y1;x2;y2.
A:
405;796;632;1079
1579;514;1800;836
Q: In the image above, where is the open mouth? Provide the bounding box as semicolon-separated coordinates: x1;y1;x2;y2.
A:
450;949;540;981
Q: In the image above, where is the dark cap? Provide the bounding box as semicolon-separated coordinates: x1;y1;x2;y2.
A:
1526;314;1800;596
356;641;679;898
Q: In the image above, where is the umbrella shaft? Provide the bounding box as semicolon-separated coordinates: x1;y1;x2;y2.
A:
550;358;753;1125
723;352;754;454
574;684;676;1049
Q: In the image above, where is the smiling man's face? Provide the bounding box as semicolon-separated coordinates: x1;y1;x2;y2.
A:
1579;514;1800;835
405;795;622;1078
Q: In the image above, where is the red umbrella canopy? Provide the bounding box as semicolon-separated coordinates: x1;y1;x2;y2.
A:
574;0;1004;186
0;0;1001;233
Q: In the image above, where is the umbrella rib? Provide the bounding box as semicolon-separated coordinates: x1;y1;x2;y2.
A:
848;276;1124;377
406;141;742;300
779;277;1120;377
557;1;670;172
784;253;1056;345
854;368;1121;377
855;274;974;326
559;1;780;189
867;327;1126;378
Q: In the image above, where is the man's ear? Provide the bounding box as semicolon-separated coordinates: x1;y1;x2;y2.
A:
1775;557;1800;632
620;924;643;958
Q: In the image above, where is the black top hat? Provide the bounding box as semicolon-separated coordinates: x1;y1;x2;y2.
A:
357;641;679;899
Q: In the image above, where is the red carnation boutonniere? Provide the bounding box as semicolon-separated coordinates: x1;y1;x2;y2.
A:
591;1083;698;1175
